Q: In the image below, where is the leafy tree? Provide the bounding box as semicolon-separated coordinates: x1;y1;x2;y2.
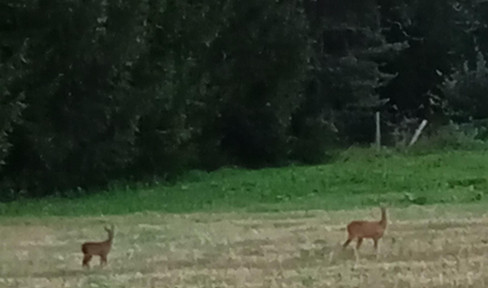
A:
205;0;311;166
131;0;228;175
378;0;476;121
3;0;148;194
442;51;488;120
0;2;29;170
293;0;403;157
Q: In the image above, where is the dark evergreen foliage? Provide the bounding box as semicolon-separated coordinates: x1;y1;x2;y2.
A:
0;0;485;198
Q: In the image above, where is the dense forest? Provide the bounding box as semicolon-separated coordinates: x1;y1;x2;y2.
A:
1;0;488;198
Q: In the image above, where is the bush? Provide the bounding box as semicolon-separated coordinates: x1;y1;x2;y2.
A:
442;51;488;120
413;122;488;151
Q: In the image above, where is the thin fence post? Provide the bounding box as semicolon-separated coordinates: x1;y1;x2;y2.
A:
409;119;428;147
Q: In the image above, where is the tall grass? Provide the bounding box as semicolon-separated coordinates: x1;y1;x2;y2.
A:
1;148;488;217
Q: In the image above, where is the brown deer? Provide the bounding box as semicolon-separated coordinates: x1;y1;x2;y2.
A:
81;224;114;268
342;207;387;259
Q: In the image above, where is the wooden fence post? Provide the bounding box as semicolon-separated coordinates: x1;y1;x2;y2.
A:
409;119;428;147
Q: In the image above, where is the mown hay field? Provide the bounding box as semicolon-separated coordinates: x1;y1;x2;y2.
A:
2;204;488;288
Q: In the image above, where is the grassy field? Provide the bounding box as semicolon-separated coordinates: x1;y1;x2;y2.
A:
2;148;488;287
2;204;488;287
2;148;488;216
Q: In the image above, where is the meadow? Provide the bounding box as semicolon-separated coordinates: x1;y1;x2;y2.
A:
3;205;488;287
2;148;488;217
2;148;488;287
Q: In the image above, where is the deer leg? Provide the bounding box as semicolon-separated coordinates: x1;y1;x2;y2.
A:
343;237;353;249
374;238;380;259
100;254;107;266
356;238;363;250
82;254;92;268
352;245;360;267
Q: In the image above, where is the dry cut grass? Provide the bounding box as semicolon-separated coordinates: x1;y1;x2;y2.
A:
2;204;488;287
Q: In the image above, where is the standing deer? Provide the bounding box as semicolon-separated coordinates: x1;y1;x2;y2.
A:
342;207;387;259
81;224;114;268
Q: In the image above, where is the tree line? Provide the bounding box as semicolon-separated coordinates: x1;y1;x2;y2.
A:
1;0;488;198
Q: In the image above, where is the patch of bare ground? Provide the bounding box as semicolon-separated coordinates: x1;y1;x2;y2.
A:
3;205;488;287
